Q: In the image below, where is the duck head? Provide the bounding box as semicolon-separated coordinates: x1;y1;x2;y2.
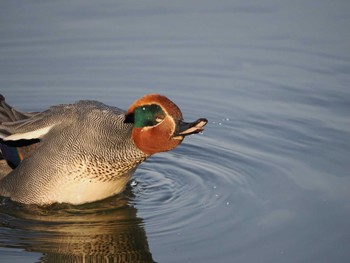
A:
124;94;208;155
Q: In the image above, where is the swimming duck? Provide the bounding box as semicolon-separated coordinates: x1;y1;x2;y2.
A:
0;94;207;205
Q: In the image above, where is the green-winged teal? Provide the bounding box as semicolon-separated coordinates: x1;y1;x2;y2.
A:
0;94;207;205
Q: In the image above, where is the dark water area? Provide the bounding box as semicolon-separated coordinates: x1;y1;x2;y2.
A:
1;0;350;262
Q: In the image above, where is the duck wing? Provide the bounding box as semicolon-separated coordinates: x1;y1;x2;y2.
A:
0;95;60;167
0;99;64;141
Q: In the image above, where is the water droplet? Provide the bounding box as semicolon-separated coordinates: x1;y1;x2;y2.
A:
226;201;230;206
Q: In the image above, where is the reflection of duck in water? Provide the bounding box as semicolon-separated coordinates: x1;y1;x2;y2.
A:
0;188;156;262
0;94;207;205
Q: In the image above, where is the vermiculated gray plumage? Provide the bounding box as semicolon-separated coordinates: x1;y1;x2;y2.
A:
0;100;148;205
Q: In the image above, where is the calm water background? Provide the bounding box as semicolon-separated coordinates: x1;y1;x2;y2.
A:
1;0;350;262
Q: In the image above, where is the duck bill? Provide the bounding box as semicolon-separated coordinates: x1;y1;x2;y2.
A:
172;118;208;139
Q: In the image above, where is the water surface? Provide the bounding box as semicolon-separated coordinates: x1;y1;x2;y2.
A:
1;0;350;262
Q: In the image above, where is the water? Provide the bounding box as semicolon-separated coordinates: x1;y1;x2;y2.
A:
1;0;350;262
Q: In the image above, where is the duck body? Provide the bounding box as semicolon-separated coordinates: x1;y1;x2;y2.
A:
0;100;147;204
0;94;207;205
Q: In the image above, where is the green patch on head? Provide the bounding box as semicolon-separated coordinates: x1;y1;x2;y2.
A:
134;104;166;128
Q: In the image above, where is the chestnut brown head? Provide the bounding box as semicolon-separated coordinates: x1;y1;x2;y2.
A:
125;94;207;155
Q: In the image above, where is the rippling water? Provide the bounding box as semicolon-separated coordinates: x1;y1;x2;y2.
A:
1;0;350;262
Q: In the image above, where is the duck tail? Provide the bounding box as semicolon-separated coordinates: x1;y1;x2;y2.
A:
0;94;34;123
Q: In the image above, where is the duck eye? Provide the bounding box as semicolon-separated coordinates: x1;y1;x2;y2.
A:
133;104;166;128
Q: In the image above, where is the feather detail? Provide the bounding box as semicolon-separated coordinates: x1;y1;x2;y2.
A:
0;144;22;167
3;125;54;141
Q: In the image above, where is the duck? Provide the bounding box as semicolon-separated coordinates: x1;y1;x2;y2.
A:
0;94;207;205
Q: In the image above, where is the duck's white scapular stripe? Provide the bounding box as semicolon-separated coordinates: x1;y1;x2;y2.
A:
4;125;55;141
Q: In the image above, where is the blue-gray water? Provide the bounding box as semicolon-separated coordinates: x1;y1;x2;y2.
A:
1;0;350;262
